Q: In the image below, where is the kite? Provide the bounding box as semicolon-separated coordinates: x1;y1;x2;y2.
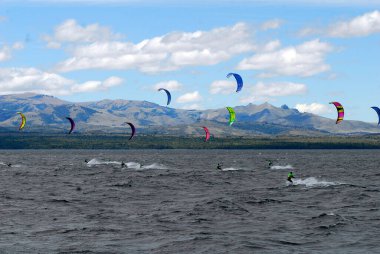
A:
66;117;75;134
371;107;380;125
202;126;210;142
126;122;136;140
226;107;236;126
17;112;26;130
329;102;344;124
227;73;243;92
158;88;171;106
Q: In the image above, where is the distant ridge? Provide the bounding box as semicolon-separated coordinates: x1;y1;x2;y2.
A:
0;93;378;136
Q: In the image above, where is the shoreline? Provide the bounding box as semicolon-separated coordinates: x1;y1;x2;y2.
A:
1;133;380;149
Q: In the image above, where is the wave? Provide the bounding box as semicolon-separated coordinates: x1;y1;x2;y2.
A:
246;198;291;205
125;162;141;169
0;162;21;168
86;158;120;166
125;162;168;170
86;159;167;170
221;167;241;171
270;165;293;170
309;212;347;231
290;177;342;187
312;212;340;219
141;163;168;170
111;181;133;188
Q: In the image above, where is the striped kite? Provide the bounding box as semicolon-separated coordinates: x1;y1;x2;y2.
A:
329;102;344;124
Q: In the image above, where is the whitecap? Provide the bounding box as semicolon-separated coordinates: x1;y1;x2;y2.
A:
87;158;120;166
291;177;341;187
270;165;293;170
126;162;141;169
222;167;240;171
0;162;17;167
86;159;167;170
141;163;168;170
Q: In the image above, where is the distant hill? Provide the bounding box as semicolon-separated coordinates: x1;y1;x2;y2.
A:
0;93;379;136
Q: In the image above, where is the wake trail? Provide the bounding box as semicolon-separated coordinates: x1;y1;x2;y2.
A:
86;158;168;170
289;177;343;188
270;165;293;170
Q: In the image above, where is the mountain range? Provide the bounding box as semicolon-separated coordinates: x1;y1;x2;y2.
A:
0;93;378;136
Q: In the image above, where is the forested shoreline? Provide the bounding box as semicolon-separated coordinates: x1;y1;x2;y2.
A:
1;133;380;149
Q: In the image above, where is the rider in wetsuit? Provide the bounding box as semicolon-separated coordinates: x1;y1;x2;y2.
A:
217;163;222;170
287;172;294;183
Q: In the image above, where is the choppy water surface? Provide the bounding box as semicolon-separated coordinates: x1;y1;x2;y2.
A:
0;149;379;253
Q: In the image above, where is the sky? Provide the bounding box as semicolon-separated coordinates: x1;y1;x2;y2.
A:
0;0;380;122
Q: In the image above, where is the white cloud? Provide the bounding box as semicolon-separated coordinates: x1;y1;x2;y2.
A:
300;10;380;38
176;91;202;103
262;40;281;52
153;80;183;91
0;68;122;95
46;41;62;49
261;19;283;30
0;42;24;62
12;42;24;50
254;82;307;96
103;76;123;87
0;46;11;62
295;103;332;115
298;27;321;37
237;39;333;77
71;76;122;93
240;81;307;103
209;80;236;95
327;10;380;37
53;22;255;73
43;19;121;48
180;103;202;110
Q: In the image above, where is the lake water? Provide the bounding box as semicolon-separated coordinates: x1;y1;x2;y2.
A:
0;150;379;253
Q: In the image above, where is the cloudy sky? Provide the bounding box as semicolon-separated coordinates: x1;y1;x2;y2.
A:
0;0;380;122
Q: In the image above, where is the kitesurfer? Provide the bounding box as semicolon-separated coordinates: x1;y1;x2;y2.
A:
84;159;88;163
217;163;222;170
267;160;273;167
287;172;294;183
7;163;11;167
121;161;126;168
